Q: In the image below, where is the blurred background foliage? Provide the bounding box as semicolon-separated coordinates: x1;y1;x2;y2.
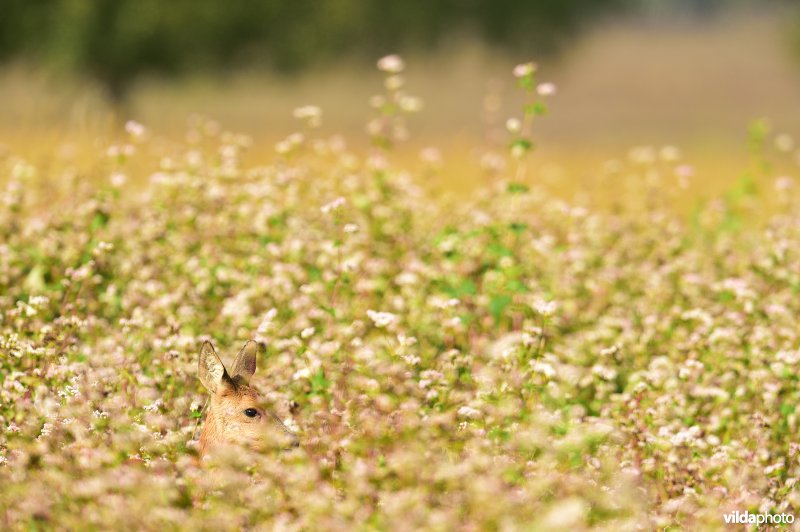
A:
2;0;795;103
1;0;799;201
0;0;631;101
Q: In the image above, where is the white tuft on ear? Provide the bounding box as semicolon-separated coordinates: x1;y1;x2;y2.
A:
198;341;230;393
230;340;258;383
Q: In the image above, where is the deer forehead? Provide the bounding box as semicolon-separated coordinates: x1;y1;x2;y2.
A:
221;383;257;398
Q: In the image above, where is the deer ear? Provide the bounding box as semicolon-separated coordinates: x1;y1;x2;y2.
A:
230;340;258;383
198;341;232;393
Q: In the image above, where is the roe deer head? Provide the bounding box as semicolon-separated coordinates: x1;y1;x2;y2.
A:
197;340;299;458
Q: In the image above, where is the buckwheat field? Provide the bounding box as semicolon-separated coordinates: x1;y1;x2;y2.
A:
2;58;800;530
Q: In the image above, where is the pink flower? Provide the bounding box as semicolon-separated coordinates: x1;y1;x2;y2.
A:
513;62;537;78
536;82;556;96
377;54;405;74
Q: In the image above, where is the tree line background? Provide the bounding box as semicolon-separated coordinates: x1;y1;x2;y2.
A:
0;0;794;103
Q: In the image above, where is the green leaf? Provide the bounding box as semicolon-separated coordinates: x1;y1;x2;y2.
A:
308;266;322;282
489;294;512;321
717;290;735;303
488;426;511;442
509;222;527;235
442;278;477;297
268;212;288;228
506;182;529;194
727;173;757;203
488;243;512;257
456;278;477;296
747;118;770;147
510;139;533;153
517;76;534;90
507;279;527;293
90;211;110;232
311;369;330;394
525;102;547;116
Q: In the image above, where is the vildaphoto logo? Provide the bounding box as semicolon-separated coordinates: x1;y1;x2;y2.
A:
723;511;794;525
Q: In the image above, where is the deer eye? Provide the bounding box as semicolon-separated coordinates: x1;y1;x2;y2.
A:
244;408;258;418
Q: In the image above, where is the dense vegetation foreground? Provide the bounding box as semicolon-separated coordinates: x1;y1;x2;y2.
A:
2;64;800;530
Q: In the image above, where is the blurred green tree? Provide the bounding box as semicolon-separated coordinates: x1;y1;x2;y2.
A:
0;0;631;104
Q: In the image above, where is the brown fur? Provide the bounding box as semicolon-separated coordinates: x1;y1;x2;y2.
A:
197;341;298;458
